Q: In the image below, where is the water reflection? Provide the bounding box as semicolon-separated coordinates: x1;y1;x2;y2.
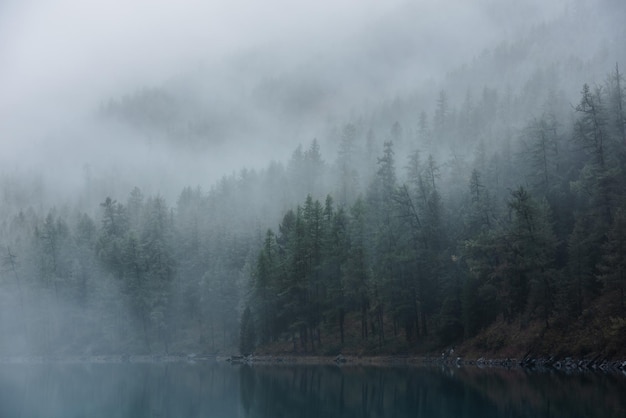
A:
0;360;624;417
239;365;626;418
0;361;240;418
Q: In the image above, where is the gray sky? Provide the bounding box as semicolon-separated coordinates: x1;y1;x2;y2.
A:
1;0;402;110
1;0;404;157
0;0;570;202
0;0;566;121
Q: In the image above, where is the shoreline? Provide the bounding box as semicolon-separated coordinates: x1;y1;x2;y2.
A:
223;353;626;373
0;353;214;364
1;353;625;373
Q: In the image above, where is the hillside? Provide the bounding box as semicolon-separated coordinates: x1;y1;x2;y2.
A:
0;0;625;359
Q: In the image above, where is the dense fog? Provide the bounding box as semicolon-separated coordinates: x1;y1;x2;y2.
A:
1;0;577;204
0;0;625;356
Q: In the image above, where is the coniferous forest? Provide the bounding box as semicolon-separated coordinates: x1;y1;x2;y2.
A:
242;70;626;357
1;1;626;359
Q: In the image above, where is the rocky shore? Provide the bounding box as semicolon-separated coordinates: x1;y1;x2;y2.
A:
515;355;626;372
2;352;625;373
223;353;626;373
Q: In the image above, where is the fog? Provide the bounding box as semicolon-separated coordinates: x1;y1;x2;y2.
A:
1;0;625;358
1;0;574;203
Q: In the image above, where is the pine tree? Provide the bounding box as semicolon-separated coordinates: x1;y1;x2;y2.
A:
504;187;557;325
321;196;348;345
252;229;279;344
598;209;626;316
337;123;359;206
521;115;560;195
367;140;399;346
239;306;256;356
345;198;370;341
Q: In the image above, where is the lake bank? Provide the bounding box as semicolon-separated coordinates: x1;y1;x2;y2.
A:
1;352;624;374
223;353;626;373
0;353;214;364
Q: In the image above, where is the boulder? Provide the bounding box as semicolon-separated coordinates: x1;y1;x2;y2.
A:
335;354;347;364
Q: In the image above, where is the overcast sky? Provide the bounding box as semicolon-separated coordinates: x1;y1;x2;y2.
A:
1;0;403;112
1;0;406;160
0;0;568;120
0;0;571;202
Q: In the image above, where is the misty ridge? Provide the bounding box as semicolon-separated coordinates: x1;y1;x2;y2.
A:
0;0;625;357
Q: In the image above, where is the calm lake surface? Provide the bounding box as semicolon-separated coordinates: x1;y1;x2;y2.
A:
1;360;625;418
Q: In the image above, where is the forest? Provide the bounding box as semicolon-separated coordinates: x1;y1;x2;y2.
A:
1;0;625;359
241;68;626;357
2;63;625;358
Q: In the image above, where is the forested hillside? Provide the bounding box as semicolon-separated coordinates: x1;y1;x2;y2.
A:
243;67;626;358
1;0;625;358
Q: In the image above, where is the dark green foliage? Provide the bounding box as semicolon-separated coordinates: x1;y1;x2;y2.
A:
239;306;256;356
439;296;463;345
598;209;626;315
243;70;626;352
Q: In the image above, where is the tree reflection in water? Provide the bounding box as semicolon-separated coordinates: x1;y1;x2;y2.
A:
0;361;625;417
240;365;626;418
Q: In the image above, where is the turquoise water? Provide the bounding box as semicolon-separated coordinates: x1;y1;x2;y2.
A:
1;361;624;417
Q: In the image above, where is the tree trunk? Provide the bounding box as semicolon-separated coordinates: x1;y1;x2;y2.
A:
378;304;385;349
361;303;368;340
309;327;315;352
339;308;345;345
